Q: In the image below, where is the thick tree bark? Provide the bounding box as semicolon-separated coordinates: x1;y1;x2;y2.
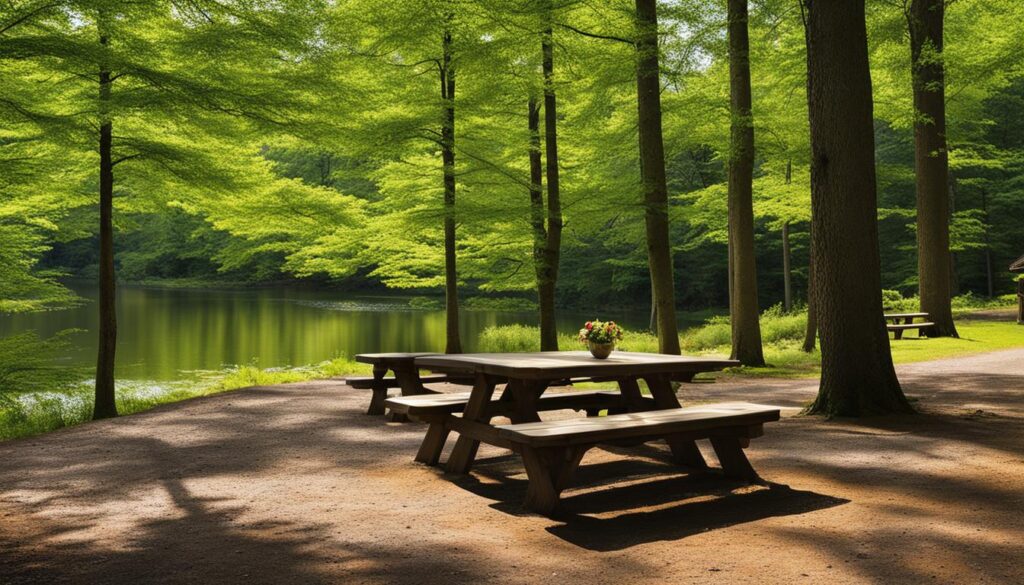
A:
538;22;562;351
441;27;461;354
908;0;958;337
635;0;681;355
802;0;911;416
93;32;117;420
726;0;765;366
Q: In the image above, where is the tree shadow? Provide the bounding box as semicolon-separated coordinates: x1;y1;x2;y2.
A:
450;446;847;551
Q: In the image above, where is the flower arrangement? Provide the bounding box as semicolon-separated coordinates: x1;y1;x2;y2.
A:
578;319;624;358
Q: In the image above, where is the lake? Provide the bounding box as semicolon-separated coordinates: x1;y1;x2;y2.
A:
0;285;674;381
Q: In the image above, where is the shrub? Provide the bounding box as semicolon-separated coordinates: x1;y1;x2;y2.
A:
408;296;443;310
463;297;538;311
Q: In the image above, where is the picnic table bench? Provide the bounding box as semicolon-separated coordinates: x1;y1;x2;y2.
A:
498;402;780;514
386;389;629;465
884;312;934;339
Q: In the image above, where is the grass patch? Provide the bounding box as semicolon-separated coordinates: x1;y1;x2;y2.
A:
0;355;368;442
479;310;1024;380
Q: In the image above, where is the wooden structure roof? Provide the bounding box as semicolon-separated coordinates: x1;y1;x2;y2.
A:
1011;254;1024;273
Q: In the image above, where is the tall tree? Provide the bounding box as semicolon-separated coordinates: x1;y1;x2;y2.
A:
94;14;117;418
635;0;681;355
906;0;958;337
801;0;911;416
440;20;463;354
726;0;765;366
4;0;323;418
524;1;563;352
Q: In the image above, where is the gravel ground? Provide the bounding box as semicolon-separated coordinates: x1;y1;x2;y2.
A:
1;349;1022;584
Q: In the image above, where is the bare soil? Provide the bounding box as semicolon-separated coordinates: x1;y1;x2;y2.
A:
1;350;1022;584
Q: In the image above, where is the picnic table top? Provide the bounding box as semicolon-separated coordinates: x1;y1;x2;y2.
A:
884;312;929;318
355;352;438;365
414;351;739;380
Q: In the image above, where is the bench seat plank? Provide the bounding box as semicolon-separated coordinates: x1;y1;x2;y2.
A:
345;373;451;390
497;402;780;447
386;390;624;418
496;402;781;515
887;322;935;340
886;322;935;330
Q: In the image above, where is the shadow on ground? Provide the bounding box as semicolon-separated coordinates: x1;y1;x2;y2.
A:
451;448;848;551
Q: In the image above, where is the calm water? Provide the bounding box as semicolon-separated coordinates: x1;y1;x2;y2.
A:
0;285;665;381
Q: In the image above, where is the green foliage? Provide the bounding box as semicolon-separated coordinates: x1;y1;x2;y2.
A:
0;355;369;441
0;330;84;408
462;297;537;311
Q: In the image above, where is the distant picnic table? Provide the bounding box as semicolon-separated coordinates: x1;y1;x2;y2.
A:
378;351;780;514
884;312;934;339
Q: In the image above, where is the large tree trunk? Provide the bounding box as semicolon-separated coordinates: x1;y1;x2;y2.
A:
93;32;117;420
908;0;958;337
635;0;681;355
726;0;765;366
441;27;461;354
802;0;910;416
538;21;562;351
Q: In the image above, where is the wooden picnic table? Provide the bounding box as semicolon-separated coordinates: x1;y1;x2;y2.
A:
884;312;929;325
353;353;441;416
412;351;739;474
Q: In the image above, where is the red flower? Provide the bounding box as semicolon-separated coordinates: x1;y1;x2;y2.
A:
585;322;593;330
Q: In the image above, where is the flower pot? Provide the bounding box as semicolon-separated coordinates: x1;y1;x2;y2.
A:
587;341;615;359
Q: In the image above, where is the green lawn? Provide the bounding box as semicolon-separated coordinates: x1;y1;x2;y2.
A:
725;319;1024;379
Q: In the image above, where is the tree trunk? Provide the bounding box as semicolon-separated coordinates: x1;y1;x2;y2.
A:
908;0;958;337
441;27;461;354
783;160;793;312
539;21;562;351
782;221;792;312
726;0;765;366
649;288;658;334
981;188;993;298
635;0;681;355
527;97;556;351
802;0;910;416
93;31;117;420
802;226;816;352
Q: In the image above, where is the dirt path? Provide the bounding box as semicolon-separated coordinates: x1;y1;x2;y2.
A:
1;350;1022;584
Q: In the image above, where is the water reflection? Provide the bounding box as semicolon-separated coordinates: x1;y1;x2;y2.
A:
0;285;663;380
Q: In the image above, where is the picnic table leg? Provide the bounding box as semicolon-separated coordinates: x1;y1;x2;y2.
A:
643;374;708;469
415;419;450;466
389;364;429;422
616;378;653;412
503;379;547;424
445;374;498;474
366;365;389;416
520;445;589;515
521;446;560;515
709;436;760;482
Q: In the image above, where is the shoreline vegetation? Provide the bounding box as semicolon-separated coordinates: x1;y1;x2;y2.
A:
0;291;1017;443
